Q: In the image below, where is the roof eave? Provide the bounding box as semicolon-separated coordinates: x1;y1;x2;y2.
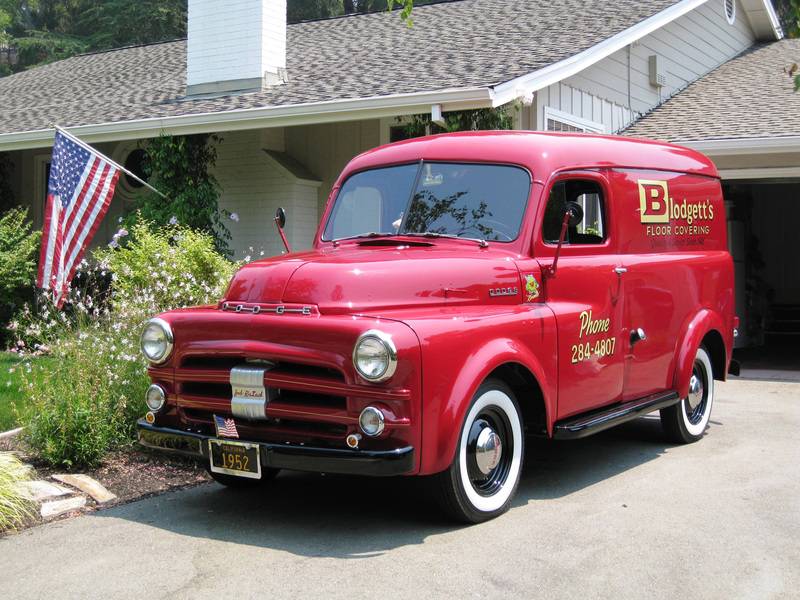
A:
0;86;493;152
741;0;783;41
680;136;800;155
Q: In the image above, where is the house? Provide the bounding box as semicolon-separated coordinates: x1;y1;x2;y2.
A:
0;0;787;348
625;37;800;351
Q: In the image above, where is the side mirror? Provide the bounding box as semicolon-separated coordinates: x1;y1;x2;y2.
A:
273;207;291;253
565;201;584;228
275;207;287;229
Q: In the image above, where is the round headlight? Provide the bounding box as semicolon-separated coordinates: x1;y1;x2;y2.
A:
359;406;385;437
145;384;166;412
140;318;173;364
353;330;397;382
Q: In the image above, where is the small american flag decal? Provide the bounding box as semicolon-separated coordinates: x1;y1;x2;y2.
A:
213;414;239;439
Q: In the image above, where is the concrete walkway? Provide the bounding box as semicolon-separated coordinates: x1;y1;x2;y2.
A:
1;379;798;599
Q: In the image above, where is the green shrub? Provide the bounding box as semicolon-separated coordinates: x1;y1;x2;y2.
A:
0;208;40;347
19;220;236;468
135;133;231;254
0;452;34;532
94;219;236;314
21;322;145;467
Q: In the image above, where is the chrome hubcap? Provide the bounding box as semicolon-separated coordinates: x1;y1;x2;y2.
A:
684;360;709;426
474;427;503;475
687;373;704;410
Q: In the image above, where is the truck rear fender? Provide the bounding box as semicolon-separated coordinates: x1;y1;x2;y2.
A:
673;309;728;398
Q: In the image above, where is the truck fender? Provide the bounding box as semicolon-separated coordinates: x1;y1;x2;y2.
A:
672;309;725;399
423;337;555;475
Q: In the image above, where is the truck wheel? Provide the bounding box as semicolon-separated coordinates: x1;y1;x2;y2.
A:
432;379;524;523
661;346;714;444
208;468;280;488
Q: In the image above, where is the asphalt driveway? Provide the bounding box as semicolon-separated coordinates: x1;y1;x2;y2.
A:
1;379;798;599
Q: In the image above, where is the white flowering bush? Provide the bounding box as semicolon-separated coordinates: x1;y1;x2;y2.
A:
17;220;237;468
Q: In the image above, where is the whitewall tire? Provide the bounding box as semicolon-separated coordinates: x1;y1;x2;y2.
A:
661;346;715;443
432;379;524;523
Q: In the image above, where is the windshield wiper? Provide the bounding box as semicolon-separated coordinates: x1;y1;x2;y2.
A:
331;232;397;244
401;232;489;248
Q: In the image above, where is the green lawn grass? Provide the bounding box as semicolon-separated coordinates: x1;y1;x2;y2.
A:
0;352;30;431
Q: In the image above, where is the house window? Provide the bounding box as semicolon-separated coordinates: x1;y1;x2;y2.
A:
112;142;149;200
43;162;51;212
544;107;604;134
724;0;736;24
543;179;606;245
123;148;147;189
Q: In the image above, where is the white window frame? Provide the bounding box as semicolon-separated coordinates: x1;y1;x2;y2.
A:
543;107;605;134
33;154;51;228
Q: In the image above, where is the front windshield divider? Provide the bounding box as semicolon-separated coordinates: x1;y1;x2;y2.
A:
396;159;425;235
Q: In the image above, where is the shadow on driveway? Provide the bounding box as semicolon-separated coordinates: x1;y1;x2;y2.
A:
92;415;684;558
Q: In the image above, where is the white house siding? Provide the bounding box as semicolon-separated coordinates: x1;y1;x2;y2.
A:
213;128;320;259
285;119;381;215
533;0;756;132
528;83;635;134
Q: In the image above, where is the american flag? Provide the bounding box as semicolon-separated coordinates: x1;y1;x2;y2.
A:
214;414;240;439
37;130;121;307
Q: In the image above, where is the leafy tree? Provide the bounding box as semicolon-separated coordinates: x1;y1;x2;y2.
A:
0;0;425;75
75;0;186;50
775;0;800;37
0;0;89;71
289;0;343;22
0;0;185;74
401;103;517;138
134;133;231;254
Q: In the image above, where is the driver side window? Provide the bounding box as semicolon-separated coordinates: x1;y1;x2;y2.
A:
543;180;606;244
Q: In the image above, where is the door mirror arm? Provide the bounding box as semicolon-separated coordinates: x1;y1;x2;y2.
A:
543;201;583;279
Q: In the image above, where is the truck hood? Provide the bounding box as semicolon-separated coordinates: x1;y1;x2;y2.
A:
222;244;522;315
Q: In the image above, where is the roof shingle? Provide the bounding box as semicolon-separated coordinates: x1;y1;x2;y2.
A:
0;0;679;135
625;38;800;142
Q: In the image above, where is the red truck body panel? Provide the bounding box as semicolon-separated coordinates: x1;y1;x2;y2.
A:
142;132;734;478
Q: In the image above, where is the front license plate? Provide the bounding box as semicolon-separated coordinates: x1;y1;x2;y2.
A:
209;439;261;479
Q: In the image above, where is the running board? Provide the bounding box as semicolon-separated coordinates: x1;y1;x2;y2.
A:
553;391;680;440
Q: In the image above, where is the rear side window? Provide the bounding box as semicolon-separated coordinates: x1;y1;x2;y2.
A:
543;180;607;244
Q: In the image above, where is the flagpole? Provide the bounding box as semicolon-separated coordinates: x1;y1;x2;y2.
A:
54;125;168;199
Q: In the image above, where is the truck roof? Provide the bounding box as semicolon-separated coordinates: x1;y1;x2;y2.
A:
345;131;719;182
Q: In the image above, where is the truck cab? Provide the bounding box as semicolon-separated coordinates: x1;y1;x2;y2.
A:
137;131;736;523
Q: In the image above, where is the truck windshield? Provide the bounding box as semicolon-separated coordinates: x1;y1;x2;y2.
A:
322;162;531;243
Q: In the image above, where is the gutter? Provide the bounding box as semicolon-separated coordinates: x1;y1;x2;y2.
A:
0;87;493;152
680;136;800;155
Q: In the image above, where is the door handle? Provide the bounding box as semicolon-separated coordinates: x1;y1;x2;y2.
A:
614;266;628;275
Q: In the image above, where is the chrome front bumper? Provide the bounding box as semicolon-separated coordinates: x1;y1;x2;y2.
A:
136;419;415;477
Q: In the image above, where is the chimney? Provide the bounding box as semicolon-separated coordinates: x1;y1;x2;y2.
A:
186;0;287;96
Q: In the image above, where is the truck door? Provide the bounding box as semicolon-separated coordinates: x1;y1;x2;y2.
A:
534;172;626;420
